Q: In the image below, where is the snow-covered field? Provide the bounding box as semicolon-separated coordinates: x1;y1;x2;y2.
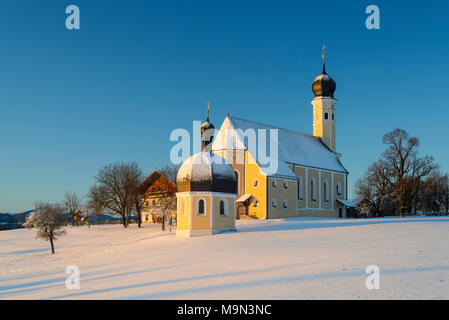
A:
1;217;448;299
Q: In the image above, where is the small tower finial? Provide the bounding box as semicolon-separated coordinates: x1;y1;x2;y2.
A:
206;101;210;121
322;44;326;74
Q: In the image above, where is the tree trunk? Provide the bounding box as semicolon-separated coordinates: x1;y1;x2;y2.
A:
161;215;165;231
97;214;100;225
137;208;142;228
122;215;127;228
50;235;55;254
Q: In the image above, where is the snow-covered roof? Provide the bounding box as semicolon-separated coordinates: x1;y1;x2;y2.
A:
212;116;348;178
177;152;236;182
337;199;356;208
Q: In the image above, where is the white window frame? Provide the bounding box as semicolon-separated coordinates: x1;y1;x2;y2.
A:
311;177;317;202
324;180;329;204
272;179;277;189
283;200;288;209
219;199;228;217
336;182;342;196
197;198;206;216
283;180;288;189
272;198;277;208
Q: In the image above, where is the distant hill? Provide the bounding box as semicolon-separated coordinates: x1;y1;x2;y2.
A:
0;210;34;231
0;211;124;231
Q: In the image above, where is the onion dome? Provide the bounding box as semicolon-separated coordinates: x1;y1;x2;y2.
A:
312;48;336;99
177;152;237;193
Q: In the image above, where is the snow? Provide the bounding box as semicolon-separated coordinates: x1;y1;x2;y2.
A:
177;152;236;182
1;217;449;299
212;116;347;178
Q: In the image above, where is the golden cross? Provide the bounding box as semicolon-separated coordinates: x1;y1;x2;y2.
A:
322;43;326;61
206;101;210;120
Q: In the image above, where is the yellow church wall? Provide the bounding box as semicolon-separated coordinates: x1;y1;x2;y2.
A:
293;166;306;209
267;177;298;219
321;171;332;210
334;172;346;199
308;169;320;209
212;196;235;230
191;195;211;231
245;151;267;219
176;194;190;230
299;209;337;218
213;149;245;197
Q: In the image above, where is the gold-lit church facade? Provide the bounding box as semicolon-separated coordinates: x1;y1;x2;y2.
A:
176;52;354;236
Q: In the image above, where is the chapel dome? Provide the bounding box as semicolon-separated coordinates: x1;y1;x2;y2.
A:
312;59;336;99
176;152;237;193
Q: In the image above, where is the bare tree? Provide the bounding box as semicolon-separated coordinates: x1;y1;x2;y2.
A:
86;184;107;225
63;192;81;226
157;164;178;183
94;162;143;228
355;160;392;216
151;194;177;231
382;129;434;216
23;202;66;254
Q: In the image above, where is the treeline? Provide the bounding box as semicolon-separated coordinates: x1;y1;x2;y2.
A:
355;128;449;216
63;162;177;228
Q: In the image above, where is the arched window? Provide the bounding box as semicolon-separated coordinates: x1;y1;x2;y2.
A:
332;113;335;120
219;200;227;216
283;180;288;189
324;180;329;203
253;200;258;208
197;199;205;216
298;176;303;201
145;214;149;221
311;178;317;202
336;182;342;196
283;200;288;209
272;199;277;208
324;112;329;120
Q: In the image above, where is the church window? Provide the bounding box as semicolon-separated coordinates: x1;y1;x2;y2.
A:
272;199;277;208
272;180;277;189
197;199;205;216
324;180;329;203
332;113;335;120
298;176;303;201
283;180;288;189
324;112;329;120
336;182;342;196
145;214;149;221
253;200;258;208
283;200;288;209
219;200;227;216
311;178;317;202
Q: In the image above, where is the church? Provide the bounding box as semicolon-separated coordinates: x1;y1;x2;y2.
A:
175;51;354;237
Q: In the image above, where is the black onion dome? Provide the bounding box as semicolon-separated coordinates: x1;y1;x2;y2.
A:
312;62;336;98
177;152;237;193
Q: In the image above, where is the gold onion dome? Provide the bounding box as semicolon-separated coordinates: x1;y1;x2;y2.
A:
312;48;336;99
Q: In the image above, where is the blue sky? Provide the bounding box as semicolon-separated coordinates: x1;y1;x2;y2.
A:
1;0;449;212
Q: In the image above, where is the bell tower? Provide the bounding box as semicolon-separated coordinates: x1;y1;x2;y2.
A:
311;45;337;153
